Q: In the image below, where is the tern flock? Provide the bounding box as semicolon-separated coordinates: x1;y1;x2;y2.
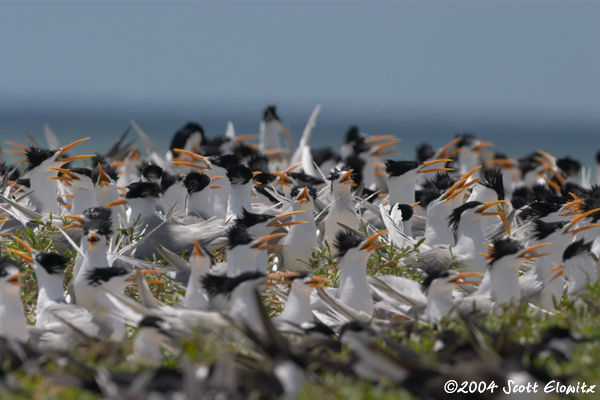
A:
0;104;600;399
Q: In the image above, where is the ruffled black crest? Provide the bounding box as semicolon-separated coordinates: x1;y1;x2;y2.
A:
580;197;600;223
344;126;362;144
91;163;118;183
201;271;265;297
138;315;166;329
557;157;581;177
391;204;414;221
16;178;30;188
421;267;452;292
235;208;274;228
126;182;161;199
290;184;317;200
311;147;340;167
0;258;20;278
183;172;211;194
160;171;181;192
479;168;505;200
531;220;567;241
246;153;270;174
226;164;253;185
287;172;325;186
34;252;69;275
263;105;281;122
208;154;241;170
253;172;278;185
333;230;362;258
385;160;419;177
343;155;365;185
86;267;130;286
142;165;163;181
531;183;563;203
488;237;524;264
448;201;483;233
0;163;20;181
416;143;435;164
455;133;477;148
69;167;92;180
25;146;57;171
82;207;113;237
416;188;443;209
170;122;205;153
327;169;341;181
227;225;254;249
520;201;561;221
563;239;593;262
421;172;457;192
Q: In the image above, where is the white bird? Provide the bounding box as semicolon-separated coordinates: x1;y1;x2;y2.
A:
0;258;28;342
322;169;360;246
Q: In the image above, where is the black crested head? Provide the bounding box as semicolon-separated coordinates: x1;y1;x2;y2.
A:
82;207;113;237
201;271;265;297
138;315;166;329
511;186;533;210
385;160;419;177
201;136;229;156
479;168;505;200
311;147;339;167
160;171;182;193
126;181;161;199
345;126;362;144
142;165;163;181
339;320;372;338
91;163;118;184
520;201;561;221
34;252;69;275
327;169;341;181
342;155;365;185
227;225;254;249
580;197;600;223
226;164;253;185
0;163;20;181
246;153;270;174
561;182;588;200
207;153;240;170
333;230;362;258
488;237;524;264
455;133;477;148
416;143;435;164
287;171;325;187
183;172;211;194
563;239;593;262
0;258;20;278
532;219;567;241
415;188;442;209
518;153;542;178
253;172;277;185
290;184;317;200
448;201;483;233
170;122;205;153
83;206;112;223
531;183;564;203
16;178;31;188
422;172;457;192
263;105;280;122
70;168;92;180
25;146;57;171
391;204;415;221
86;267;131;286
557;157;581;177
235;208;274;228
420;267;452;292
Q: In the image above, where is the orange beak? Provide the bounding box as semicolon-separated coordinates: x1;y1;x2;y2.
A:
88;232;101;250
360;229;388;251
8;272;25;287
339;170;354;185
418;159;454;174
449;271;484;285
54;137;90;159
106;198;128;207
251;232;288;250
192;238;204;257
519;242;552;259
296;187;311;204
97;163;112;186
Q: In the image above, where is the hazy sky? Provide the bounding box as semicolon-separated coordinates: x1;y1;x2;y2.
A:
2;1;599;113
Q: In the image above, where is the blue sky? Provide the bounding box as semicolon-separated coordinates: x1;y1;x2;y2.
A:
0;2;598;162
2;2;599;111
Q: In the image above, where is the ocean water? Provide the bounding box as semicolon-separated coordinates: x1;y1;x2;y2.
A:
0;100;598;168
